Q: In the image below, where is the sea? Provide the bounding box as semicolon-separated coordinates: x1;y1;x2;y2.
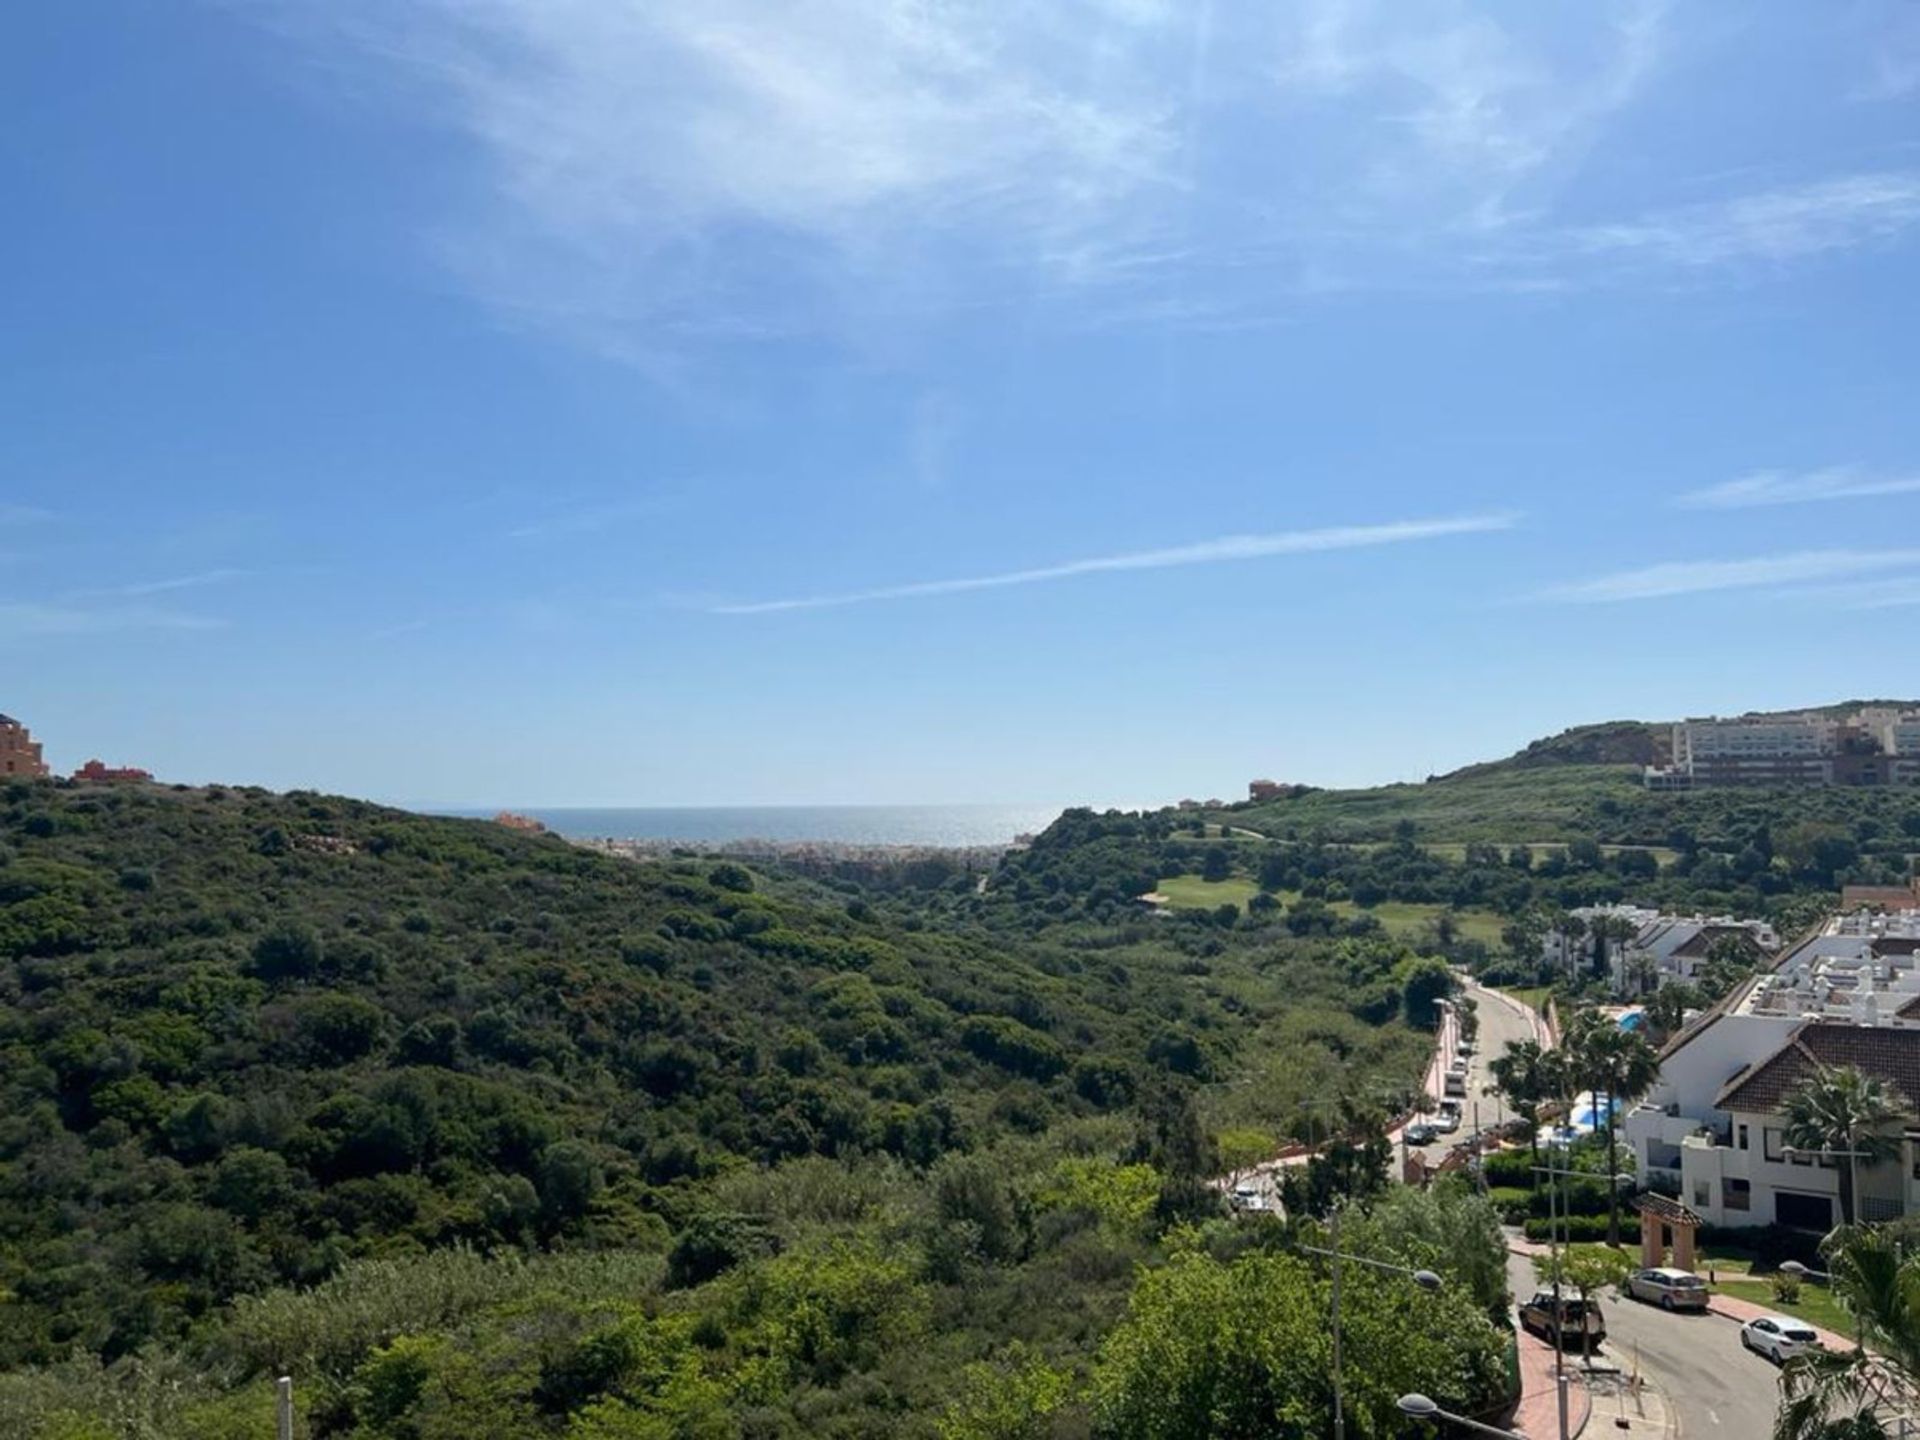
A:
438;804;1066;848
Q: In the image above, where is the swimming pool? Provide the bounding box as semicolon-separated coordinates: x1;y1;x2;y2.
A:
1618;1010;1645;1032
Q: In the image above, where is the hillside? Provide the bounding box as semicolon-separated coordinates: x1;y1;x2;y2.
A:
1432;700;1920;784
0;780;1448;1438
1219;707;1920;847
1435;720;1662;780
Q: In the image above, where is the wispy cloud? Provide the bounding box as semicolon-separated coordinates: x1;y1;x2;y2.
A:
1543;548;1920;603
1675;468;1920;510
254;2;1685;348
713;513;1516;614
1568;172;1920;270
1778;574;1920;611
64;569;250;602
0;604;228;637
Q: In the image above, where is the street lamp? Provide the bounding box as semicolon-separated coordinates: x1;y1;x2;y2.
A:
1779;1258;1860;1343
1532;1165;1636;1440
1300;1210;1444;1440
1397;1392;1527;1439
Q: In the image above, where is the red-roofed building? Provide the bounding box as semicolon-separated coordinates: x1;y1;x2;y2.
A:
72;759;153;783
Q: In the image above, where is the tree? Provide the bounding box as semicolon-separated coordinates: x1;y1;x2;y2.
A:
1554;913;1589;980
1092;1245;1509;1439
1782;1066;1903;1226
1773;1226;1920;1439
1563;1010;1659;1245
1398;956;1454;1030
1589;914;1639;986
1489;1039;1567;1166
1642;982;1704;1043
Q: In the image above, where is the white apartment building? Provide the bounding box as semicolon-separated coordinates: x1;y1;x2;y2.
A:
1646;708;1920;788
1543;904;1779;995
1625;911;1920;1231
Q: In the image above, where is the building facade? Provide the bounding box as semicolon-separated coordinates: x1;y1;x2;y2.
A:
1543;904;1779;995
0;714;49;778
1646;708;1920;789
1625;911;1920;1230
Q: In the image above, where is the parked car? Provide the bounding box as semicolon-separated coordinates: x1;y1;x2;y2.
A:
1229;1183;1261;1210
1432;1106;1462;1134
1740;1314;1823;1364
1404;1122;1438;1146
1518;1289;1606;1349
1625;1267;1709;1311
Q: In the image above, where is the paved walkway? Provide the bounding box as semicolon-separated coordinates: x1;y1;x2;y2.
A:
1513;1326;1593;1438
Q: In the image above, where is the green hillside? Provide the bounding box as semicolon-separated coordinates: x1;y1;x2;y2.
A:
0;780;1454;1438
1219;762;1920;849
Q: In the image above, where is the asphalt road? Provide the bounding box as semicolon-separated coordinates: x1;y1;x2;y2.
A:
1504;1249;1783;1438
1404;977;1545;1167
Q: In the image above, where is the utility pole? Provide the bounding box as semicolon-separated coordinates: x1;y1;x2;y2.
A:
277;1376;293;1440
1331;1206;1345;1440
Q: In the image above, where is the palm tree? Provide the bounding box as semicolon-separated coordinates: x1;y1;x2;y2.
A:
1781;1066;1904;1226
1555;913;1589;981
1642;981;1704;1044
1490;1039;1571;1167
1563;1010;1660;1245
1591;914;1639;987
1773;1227;1920;1439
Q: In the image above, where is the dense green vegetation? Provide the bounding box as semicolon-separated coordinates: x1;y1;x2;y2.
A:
1221;761;1920;852
0;781;1451;1438
9;741;1919;1437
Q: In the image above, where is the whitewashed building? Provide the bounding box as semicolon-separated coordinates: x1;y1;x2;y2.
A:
1624;911;1920;1230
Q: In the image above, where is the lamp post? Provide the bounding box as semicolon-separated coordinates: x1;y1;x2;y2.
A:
1299;1209;1443;1440
1397;1391;1527;1439
1780;1257;1863;1345
1532;1165;1636;1440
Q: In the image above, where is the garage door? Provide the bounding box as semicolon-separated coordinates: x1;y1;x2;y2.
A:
1775;1190;1834;1232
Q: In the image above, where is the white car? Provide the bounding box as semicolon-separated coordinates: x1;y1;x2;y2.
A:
1432;1107;1462;1134
1741;1314;1823;1364
1229;1183;1270;1213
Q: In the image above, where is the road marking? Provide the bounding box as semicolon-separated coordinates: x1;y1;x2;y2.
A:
1707;1408;1720;1425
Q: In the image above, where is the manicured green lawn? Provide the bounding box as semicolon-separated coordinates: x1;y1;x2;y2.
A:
1155;874;1258;909
1715;1278;1855;1339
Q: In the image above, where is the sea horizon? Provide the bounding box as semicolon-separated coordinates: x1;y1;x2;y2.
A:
430;802;1076;847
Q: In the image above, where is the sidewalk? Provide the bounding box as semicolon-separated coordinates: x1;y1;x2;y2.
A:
1704;1289;1856;1353
1513;1326;1593;1439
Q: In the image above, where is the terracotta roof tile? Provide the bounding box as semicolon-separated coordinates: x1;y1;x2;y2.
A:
1634;1193;1703;1226
1714;1022;1920;1115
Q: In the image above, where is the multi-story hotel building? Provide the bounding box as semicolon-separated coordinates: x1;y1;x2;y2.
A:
1646;708;1920;788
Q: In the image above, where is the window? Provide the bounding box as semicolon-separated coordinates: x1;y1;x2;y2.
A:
1693;1180;1711;1207
1737;1124;1749;1151
1764;1128;1786;1162
1726;1178;1752;1212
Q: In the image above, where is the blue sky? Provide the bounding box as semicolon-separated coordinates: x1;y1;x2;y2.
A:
5;2;1920;807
